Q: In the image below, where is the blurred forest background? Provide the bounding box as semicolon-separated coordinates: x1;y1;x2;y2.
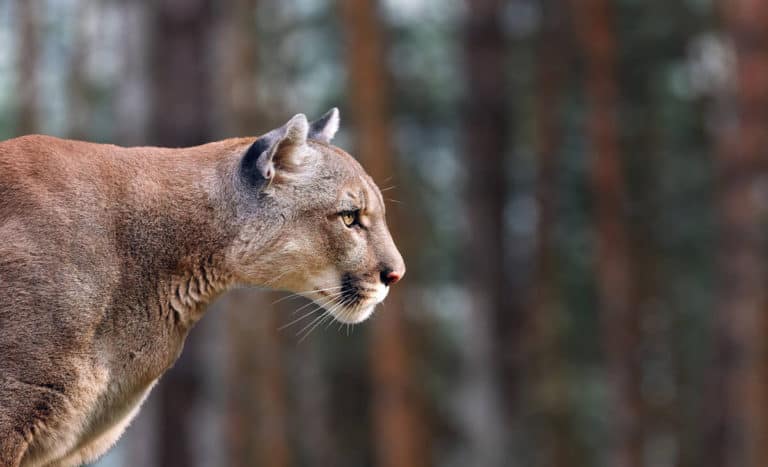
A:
2;0;768;466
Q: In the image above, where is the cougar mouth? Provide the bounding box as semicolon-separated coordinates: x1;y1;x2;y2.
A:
314;273;387;324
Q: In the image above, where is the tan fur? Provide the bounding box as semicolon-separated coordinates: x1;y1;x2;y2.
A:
0;111;404;466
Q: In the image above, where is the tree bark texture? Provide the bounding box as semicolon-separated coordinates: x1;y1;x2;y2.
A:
16;0;41;134
572;1;642;467
529;1;577;465
710;1;768;467
461;0;513;465
149;1;218;465
339;1;428;466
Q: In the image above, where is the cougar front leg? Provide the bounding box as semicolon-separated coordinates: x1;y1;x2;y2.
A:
0;377;69;467
0;411;29;467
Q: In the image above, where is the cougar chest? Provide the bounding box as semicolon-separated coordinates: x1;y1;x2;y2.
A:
69;337;182;458
48;378;158;467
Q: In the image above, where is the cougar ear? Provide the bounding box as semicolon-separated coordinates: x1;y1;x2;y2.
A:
308;107;340;143
241;113;310;184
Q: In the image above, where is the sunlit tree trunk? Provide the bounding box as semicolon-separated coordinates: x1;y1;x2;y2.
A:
16;0;40;134
572;1;642;467
709;2;768;467
148;1;219;466
529;1;576;466
339;1;428;466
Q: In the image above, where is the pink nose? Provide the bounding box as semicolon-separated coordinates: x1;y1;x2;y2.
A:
381;269;402;286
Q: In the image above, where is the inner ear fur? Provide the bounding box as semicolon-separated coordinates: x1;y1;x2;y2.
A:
240;113;310;185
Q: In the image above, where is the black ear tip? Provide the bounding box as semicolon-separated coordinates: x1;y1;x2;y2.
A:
309;107;341;142
320;107;340;123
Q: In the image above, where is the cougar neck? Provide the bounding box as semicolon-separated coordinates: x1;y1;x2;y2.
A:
156;255;233;329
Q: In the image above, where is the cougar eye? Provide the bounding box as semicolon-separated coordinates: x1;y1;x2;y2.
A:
340;210;360;228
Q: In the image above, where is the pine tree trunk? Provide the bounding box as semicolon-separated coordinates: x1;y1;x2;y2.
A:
291;335;338;467
710;2;768;467
461;0;511;465
216;4;292;466
217;0;261;136
338;1;428;466
113;1;150;146
572;1;642;466
530;1;576;465
148;1;218;465
112;2;156;464
222;288;293;467
16;0;40;134
66;0;89;140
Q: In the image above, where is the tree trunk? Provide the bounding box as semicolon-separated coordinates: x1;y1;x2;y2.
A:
216;3;293;466
148;1;219;466
111;2;156;464
66;0;90;140
529;1;576;466
113;1;150;146
217;0;261;136
709;2;768;467
571;1;642;467
338;1;428;466
460;0;511;465
291;333;338;467
149;0;214;147
16;0;40;134
222;289;293;467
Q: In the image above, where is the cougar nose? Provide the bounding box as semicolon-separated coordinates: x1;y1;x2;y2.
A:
380;266;405;286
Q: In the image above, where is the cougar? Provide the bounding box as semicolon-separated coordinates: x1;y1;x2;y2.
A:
0;109;405;466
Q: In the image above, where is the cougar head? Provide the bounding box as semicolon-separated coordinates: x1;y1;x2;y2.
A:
229;109;405;324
